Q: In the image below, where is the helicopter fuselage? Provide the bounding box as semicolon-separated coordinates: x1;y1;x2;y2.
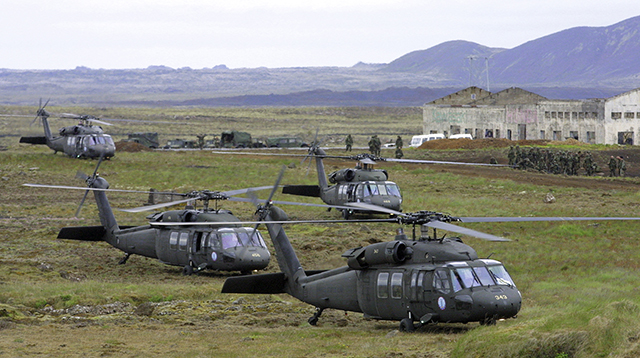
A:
20;115;116;159
58;178;270;275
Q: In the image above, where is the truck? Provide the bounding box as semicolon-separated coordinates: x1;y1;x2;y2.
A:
125;132;159;148
219;130;264;148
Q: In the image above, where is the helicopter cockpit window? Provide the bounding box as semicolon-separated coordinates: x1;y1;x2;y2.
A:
104;136;115;146
369;184;380;196
85;136;97;146
237;229;267;248
96;136;105;145
488;265;516;287
377;184;388;196
386;183;401;198
452;267;481;290
220;232;240;249
473;267;495;286
433;268;452;294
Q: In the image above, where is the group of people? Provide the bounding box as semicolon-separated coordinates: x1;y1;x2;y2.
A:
608;155;627;177
507;145;601;176
345;134;404;159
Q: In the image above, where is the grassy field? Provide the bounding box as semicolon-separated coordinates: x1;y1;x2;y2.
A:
2;107;640;357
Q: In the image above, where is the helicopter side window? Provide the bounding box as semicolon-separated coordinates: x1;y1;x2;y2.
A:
473;267;495;286
488;265;516;287
390;272;403;299
221;232;240;249
453;267;481;290
386;184;401;198
169;232;179;250
86;136;96;146
377;272;389;299
433;268;452;295
178;232;189;251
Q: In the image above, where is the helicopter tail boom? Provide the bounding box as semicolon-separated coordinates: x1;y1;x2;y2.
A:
19;136;47;145
222;270;326;294
282;185;321;198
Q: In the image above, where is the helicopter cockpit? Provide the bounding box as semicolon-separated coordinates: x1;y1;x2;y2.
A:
217;228;268;250
433;260;516;295
354;181;402;211
82;134;115;148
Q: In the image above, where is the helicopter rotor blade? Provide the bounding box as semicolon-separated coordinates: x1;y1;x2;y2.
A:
31;98;50;126
345;202;405;216
458;216;640;223
248;165;287;242
425;220;509;241
85;117;113;126
119;197;201;213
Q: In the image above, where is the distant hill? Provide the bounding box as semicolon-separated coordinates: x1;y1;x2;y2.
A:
1;16;639;107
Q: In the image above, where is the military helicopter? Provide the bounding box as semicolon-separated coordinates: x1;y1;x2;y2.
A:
219;200;640;332
19;100;116;159
24;158;284;275
279;142;507;219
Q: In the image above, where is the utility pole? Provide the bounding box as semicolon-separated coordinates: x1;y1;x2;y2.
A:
484;56;491;92
467;55;478;87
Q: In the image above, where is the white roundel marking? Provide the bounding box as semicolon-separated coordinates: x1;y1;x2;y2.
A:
211;252;217;261
438;297;446;310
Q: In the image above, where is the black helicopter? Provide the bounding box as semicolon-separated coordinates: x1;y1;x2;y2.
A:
24;159;282;275
19;100;116;159
217;197;640;332
278;143;507;219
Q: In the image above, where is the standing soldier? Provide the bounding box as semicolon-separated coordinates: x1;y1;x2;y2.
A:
345;134;353;152
507;146;515;166
395;135;403;149
618;156;627;177
608;156;618;177
369;135;381;156
196;134;206;150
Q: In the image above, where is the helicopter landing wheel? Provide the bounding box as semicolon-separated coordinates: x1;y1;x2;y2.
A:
308;307;324;326
341;210;351;220
182;265;194;276
399;318;415;332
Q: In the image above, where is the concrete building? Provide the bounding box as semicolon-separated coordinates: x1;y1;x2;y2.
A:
422;86;640;145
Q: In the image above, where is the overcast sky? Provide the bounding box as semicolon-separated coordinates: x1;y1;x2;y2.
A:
2;0;639;70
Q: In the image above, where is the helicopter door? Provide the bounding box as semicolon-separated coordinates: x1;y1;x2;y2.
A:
374;271;407;319
191;231;208;266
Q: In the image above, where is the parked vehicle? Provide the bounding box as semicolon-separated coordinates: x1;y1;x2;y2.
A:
125;132;159;148
449;133;473;140
265;136;309;148
409;134;445;148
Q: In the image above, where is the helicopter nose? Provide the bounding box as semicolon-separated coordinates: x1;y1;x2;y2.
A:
237;247;271;270
370;196;402;211
472;286;521;319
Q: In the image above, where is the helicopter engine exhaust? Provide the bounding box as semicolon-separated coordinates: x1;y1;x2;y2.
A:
345;241;413;270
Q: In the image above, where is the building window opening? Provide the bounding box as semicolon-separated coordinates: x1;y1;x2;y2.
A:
569;131;578;140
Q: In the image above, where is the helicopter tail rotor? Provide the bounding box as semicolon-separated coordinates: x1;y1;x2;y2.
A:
31;98;50;126
74;156;105;218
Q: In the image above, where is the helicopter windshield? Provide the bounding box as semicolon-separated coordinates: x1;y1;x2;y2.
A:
219;228;266;249
439;262;516;293
386;182;401;197
360;182;401;198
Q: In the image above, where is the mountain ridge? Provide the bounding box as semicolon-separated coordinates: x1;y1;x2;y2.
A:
1;16;639;106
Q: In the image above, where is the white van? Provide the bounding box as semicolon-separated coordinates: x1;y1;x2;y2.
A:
449;133;473;140
409;134;445;148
